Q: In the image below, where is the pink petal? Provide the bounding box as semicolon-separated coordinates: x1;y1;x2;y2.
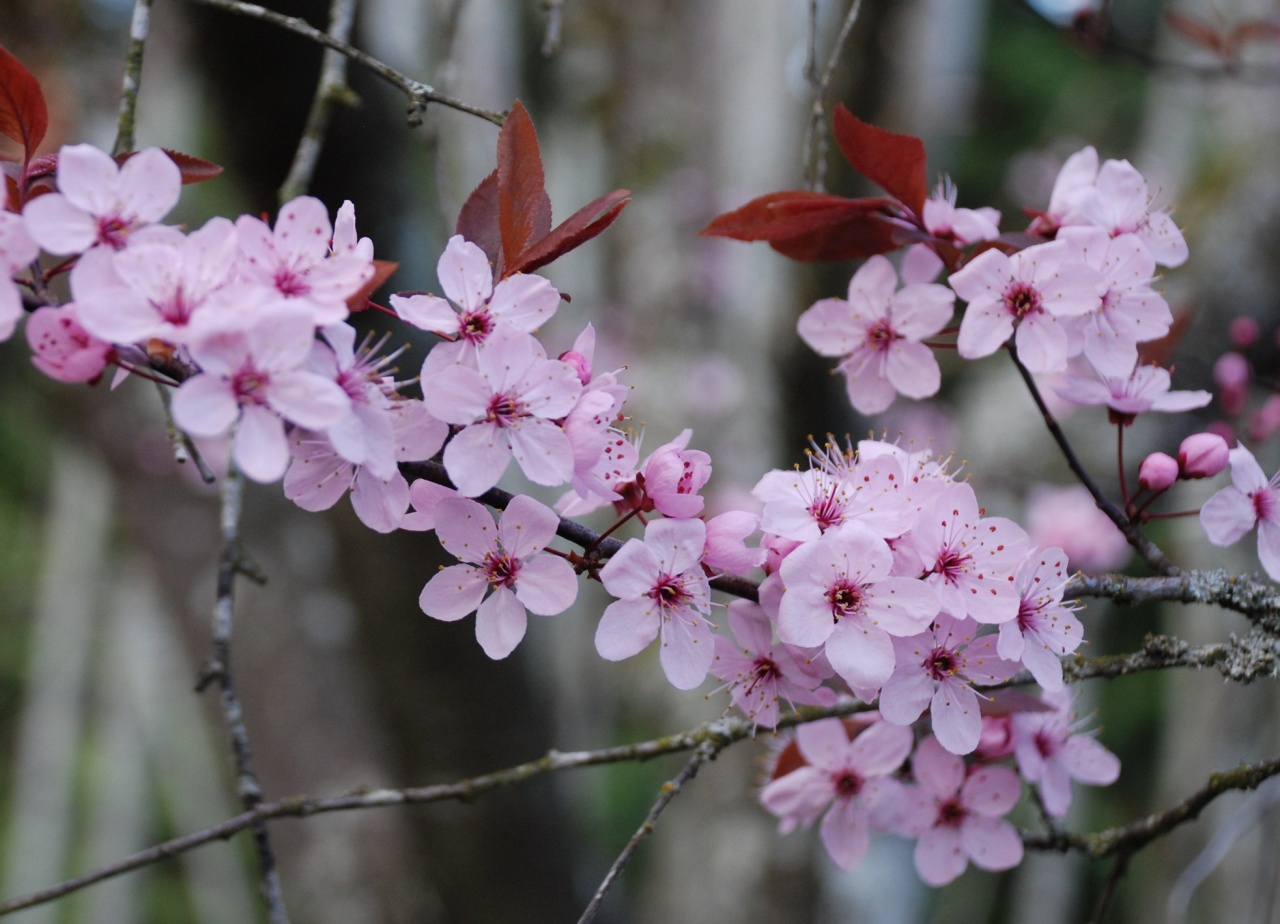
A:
915;827;968;886
961;765;1021;816
489;273;560;330
272;196;333;265
507;419;575;486
825;620;895;690
961;816;1023;872
475;587;528;659
172;374;239;437
419;564;488;621
434;495;498;562
514;554;578;616
930;680;982;755
820;799;870;871
443;423;511;497
22;193;98;255
658;609;715;689
350;470;409;533
389;293;460;335
56;144;122;216
1061;735;1121;786
846;720;915;777
437;235;493;311
234;405;290;483
1199;488;1256;547
116;148;181;224
595;598;659;661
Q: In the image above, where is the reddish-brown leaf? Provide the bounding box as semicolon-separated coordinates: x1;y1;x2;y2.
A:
510;189;631;276
455;169;503;271
114;148;224;185
699;190;902;261
832;104;927;220
0;44;47;168
496;101;552;272
346;259;399;313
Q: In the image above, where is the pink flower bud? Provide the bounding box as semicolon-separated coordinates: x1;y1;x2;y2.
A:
1177;432;1229;479
1138;452;1179;492
558;349;592;386
1229;316;1259;349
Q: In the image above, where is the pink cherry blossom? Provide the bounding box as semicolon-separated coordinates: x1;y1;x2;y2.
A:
25;303;113;383
760;717;913;870
23;145;181;255
0;210;38;341
908;482;1030;624
1057;227;1171;377
1075;158;1188;268
1200;444;1280;580
73;218;240;346
922;179;1000;245
996;548;1083;691
331;200;373;260
1012;689;1120;817
778;523;939;691
419;494;578;659
710;600;833;728
595;517;714;690
171;305;350;483
753;454;914;543
638;429;712;517
879;614;1020;755
1055;359;1211;423
797;254;954;414
701;510;766;575
902;735;1024;885
421;330;582;497
235;196;373;325
950;241;1105;374
389;235;560;349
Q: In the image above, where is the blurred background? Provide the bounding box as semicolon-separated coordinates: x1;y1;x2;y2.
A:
2;0;1280;921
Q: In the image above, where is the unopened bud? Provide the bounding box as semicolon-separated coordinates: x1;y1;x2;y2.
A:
558;349;592;386
1177;432;1229;479
1139;452;1179;492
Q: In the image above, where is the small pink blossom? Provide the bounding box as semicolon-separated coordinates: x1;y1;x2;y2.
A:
902;736;1024;885
710;600;834;728
421;330;582;496
1200;444;1280;580
702;510;766;575
797;254;954;414
760;717;913;870
1056;359;1211;423
25;303;114;383
879;614;1020;755
595;517;714;690
419;494;577;659
390;235;560;349
778;523;939;691
0;210;38;341
639;429;712;517
1075;158;1188;268
950;241;1105;373
922;179;1000;245
23;145;180;255
996;548;1083;691
1012;689;1120;817
235;196;374;325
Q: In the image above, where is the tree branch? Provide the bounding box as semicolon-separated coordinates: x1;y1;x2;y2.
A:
112;0;153;155
278;0;359;203
801;0;863;192
182;0;506;127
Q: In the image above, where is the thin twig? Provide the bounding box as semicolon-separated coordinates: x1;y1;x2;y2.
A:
1068;569;1280;633
0;703;864;916
278;0;359;203
1005;346;1179;575
801;0;863;191
207;466;291;924
182;0;505;127
113;0;154;155
576;744;713;924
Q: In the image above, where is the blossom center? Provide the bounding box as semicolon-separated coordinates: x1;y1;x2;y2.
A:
97;215;129;250
1003;282;1043;319
485;392;528;428
274;267;310;297
924;646;958;681
482;550;520;589
1254;488;1277;523
744;657;781;696
826;580;865;622
865;318;901;353
460;308;494;344
232;367;271;405
833;769;864;800
936;796;968;828
648;573;692;611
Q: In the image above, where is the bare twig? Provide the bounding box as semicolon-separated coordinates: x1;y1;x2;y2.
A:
206;467;290;924
278;0;360;203
801;0;863;191
1005;346;1179;575
577;744;713;924
182;0;505;127
113;0;154;155
1068;570;1280;633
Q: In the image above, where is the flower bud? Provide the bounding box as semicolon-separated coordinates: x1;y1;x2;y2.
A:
557;349;592;386
1177;432;1229;479
1138;452;1179;492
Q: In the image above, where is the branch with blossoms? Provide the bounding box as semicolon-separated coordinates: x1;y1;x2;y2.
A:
5;10;1280;920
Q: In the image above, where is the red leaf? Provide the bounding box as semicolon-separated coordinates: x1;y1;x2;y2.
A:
347;259;399;313
832;104;927;220
510;189;631;276
0;44;47;168
496;101;552;273
455;170;503;270
699;190;902;261
163;149;224;185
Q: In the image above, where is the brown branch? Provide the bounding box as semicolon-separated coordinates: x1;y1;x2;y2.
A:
801;0;864;192
182;0;505;127
1069;570;1280;634
113;0;154;155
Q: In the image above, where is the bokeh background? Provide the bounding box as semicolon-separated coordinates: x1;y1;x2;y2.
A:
2;1;1280;922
